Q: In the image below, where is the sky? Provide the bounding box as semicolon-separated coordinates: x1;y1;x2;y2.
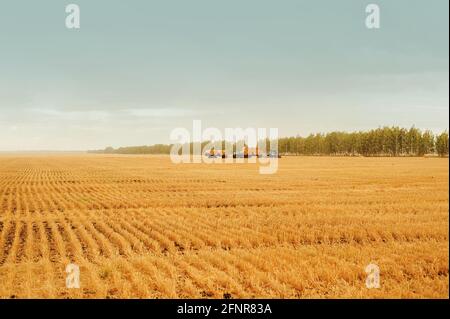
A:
0;0;448;151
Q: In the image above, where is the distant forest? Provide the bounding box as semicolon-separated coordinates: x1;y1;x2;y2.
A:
89;126;449;157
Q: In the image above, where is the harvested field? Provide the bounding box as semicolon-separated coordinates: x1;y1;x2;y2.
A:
0;155;448;298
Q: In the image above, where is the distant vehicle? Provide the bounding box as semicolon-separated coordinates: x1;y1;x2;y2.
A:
204;146;281;158
268;151;281;158
205;148;225;158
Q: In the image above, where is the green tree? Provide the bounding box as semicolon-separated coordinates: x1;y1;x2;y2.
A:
436;132;449;157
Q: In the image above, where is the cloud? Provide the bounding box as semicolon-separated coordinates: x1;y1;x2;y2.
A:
126;108;196;117
29;108;111;121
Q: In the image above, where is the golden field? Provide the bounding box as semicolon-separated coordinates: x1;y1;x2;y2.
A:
0;154;448;298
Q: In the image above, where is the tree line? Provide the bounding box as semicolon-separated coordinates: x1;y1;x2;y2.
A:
278;127;449;157
89;144;172;155
88;126;449;157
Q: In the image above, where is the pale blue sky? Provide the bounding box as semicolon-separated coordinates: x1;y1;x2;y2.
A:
0;0;448;150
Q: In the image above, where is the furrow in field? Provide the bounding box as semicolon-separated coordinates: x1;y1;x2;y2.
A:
90;220;130;257
0;221;16;265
